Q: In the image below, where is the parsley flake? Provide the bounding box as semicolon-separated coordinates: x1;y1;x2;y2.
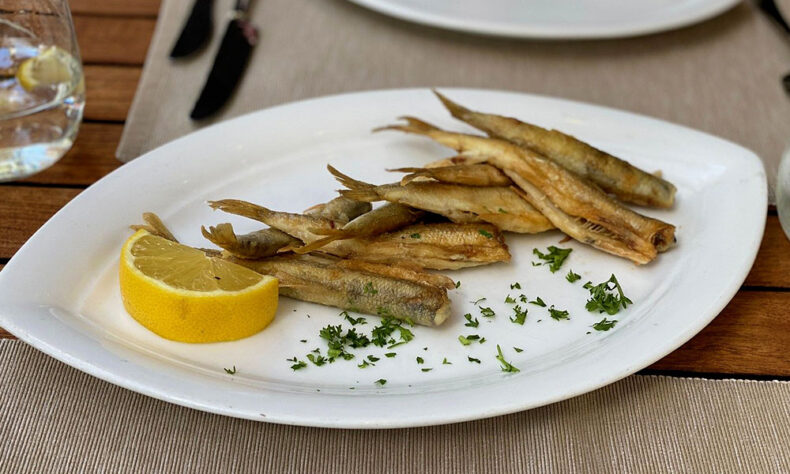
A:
442;358;451;365
367;355;380;362
519;294;528;303
468;356;481;364
455;280;461;289
592;318;618;331
307;353;327;366
416;356;424;364
514;347;524;353
510;305;527;325
479;306;495;318
495;345;520;373
471;297;487;305
385;352;397;358
532;246;573;272
566;270;581;283
464;313;479;328
363;282;378;295
504;295;516;304
548;306;570;321
458;334;481;346
224;366;236;375
410;233;421;239
421;368;433;372
375;379;387;386
510;282;522;290
287;358;307;371
584;274;632;315
529;297;547;307
478;229;494;239
341;311;367;326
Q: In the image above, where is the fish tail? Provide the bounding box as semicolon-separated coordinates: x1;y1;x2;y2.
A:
432;90;472;120
327;165;381;202
388;167;427;185
292;234;341;254
373;116;442;136
129;212;178;242
208;199;274;222
200;223;238;249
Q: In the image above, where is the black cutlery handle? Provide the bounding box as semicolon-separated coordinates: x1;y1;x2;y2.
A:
759;0;790;35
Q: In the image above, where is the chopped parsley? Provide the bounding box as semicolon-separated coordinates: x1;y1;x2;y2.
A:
471;297;487;305
385;352;397;358
223;366;236;375
468;356;481;364
307;353;327;366
287;357;307;371
548;306;570;321
363;282;378;295
478;229;494;239
416;356;424;364
519;294;528;303
498;208;508;214
566;270;581;283
371;317;409;347
299;339;307;343
584;274;632;315
510;282;521;290
513;347;524;353
529;297;547;307
367;355;380;362
463;313;479;328
442;358;451;365
458;334;481;346
357;360;372;368
410;233;421;239
510;305;527;325
375;379;387;386
479;306;495;318
504;295;516;304
592;318;618;331
421;368;433;372
532;246;573;272
495;345;520;373
341;311;367;326
455;280;461;289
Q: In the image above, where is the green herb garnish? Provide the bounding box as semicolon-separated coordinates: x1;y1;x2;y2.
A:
566;270;581;283
410;233;421;239
532;246;573;272
455;280;461;289
468;356;481;364
495;345;520;373
464;313;479;328
510;282;521;290
504;295;516;304
421;368;433;372
548;306;570;321
287;358;307;371
458;334;481;346
416;356;424;364
514;347;524;353
367;355;380;362
519;294;528;303
510;305;527;325
307;353;327;366
342;311;367;326
592;318;618;331
478;229;494;239
442;358;451;365
363;282;378;295
471;297;487;305
224;366;236;375
529;297;546;307
357;360;372;368
385;352;397;358
584;274;632;315
375;379;387;386
498;208;508;214
479;306;495;318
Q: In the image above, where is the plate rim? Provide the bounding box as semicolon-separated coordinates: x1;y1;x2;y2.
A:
347;0;742;39
0;87;767;428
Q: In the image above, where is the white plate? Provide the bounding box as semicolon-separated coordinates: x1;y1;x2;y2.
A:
0;89;765;428
349;0;741;39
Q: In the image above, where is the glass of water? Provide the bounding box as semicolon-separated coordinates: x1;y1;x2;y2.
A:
0;0;85;181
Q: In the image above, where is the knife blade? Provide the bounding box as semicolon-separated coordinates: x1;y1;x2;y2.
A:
190;0;258;120
170;0;214;58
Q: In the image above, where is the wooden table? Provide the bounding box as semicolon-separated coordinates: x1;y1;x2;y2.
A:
2;0;790;379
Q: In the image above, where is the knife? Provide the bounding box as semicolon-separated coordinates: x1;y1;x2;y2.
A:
190;0;258;120
170;0;214;58
757;0;790;95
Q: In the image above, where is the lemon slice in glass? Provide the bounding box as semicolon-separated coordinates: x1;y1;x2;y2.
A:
15;46;77;92
119;230;279;343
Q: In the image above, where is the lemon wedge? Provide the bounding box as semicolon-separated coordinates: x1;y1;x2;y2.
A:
119;230;278;343
16;46;77;92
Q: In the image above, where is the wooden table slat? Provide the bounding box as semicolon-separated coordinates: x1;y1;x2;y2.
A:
74;16;155;66
84;65;141;122
70;0;161;17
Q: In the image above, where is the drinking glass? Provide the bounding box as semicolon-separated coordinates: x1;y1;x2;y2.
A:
0;0;84;181
777;143;790;239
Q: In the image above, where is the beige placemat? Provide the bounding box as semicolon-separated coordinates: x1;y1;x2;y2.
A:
117;0;790;202
1;340;789;473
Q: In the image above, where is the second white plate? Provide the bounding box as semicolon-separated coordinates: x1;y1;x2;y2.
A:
0;88;766;428
349;0;741;39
